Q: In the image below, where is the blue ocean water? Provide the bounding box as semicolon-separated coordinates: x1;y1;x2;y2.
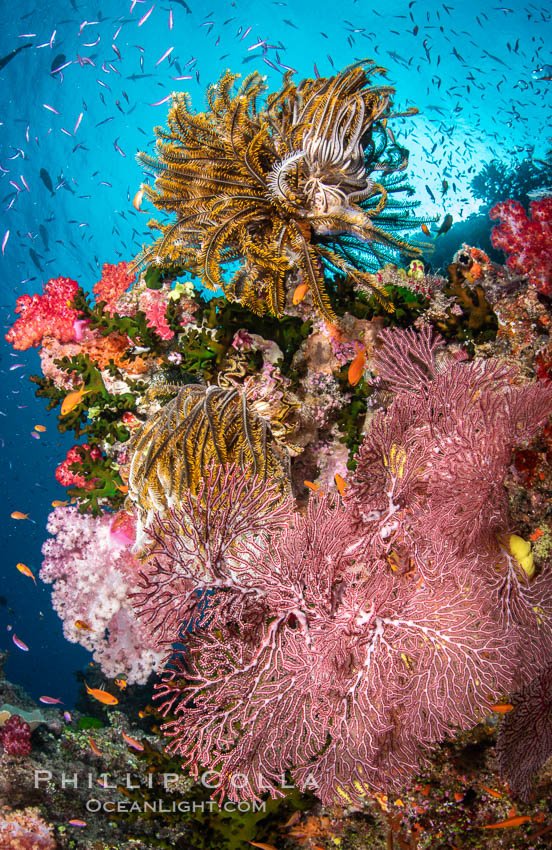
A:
0;0;550;707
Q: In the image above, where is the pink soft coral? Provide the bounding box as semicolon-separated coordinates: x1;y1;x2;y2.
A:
41;507;164;684
5;276;80;350
138;286;174;340
490;198;552;295
55;445;101;490
93;261;136;314
0;806;56;850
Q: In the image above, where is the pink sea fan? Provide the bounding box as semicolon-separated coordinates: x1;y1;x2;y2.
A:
138;286;174;340
93;261;136;314
0;806;56;850
154;491;517;805
490;198;552;296
5;276;80;350
41;507;164;684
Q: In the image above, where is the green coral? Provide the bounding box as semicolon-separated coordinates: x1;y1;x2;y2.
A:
68;445;126;515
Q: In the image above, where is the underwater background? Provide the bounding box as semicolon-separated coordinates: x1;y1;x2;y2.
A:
0;0;551;709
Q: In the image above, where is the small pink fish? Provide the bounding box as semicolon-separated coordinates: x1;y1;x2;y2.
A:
138;4;155;26
169;8;173;29
240;26;252;40
171;74;192;80
13;634;29;651
155;46;174;66
113;25;122;39
1;230;9;255
63;711;72;723
39;696;63;705
113;138;126;157
112;43;121;59
150;94;172;106
74;112;83;134
68;819;87;827
20;175;30;192
42;103;60;114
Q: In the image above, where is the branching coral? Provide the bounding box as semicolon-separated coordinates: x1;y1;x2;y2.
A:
133;61;427;322
92;261;136;314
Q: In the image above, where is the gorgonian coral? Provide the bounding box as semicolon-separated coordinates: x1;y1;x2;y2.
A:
136;328;552;806
133;61;427;322
5;276;80;350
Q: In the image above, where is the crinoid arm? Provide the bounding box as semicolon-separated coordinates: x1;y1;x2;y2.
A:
133;60;429;322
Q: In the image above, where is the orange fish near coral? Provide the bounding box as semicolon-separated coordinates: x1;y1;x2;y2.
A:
85;682;118;706
61;386;92;417
490;703;514;713
115;678;127;690
34;425;47;432
334;473;348;496
421;223;431;237
482;815;531;829
304;480;320;493
122;731;144;751
292;281;309;305
348;344;366;387
51;500;69;508
11;511;30;520
75;620;94;631
16;563;36;584
89;736;102;756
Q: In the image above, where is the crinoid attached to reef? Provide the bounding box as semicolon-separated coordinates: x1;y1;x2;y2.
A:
126;384;291;525
133;60;429;322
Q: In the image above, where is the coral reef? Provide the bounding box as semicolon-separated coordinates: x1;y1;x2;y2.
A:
0;806;56;850
5;276;80;350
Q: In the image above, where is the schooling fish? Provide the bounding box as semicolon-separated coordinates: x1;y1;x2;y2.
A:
39;696;63;705
29;249;43;271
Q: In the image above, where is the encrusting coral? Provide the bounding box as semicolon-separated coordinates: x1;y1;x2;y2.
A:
133;60;431;322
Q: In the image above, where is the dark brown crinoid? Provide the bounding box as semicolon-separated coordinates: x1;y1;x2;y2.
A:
133;60;428;322
126;384;290;523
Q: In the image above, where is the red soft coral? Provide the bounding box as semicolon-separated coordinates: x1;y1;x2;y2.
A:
93;261;136;314
490;198;552;296
55;445;101;489
0;715;31;756
139;287;174;340
5;276;80;350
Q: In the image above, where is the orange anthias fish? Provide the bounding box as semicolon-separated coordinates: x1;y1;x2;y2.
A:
490;703;515;713
52;500;69;508
75;620;94;631
122;731;144;751
292;281;309;305
115;678;127;690
34;424;47;432
348;344;366;387
85;682;118;706
11;511;30;520
304;480;320;493
89;736;102;756
482;815;532;829
61;386;91;417
334;473;348;497
421;223;431;237
16;563;36;584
